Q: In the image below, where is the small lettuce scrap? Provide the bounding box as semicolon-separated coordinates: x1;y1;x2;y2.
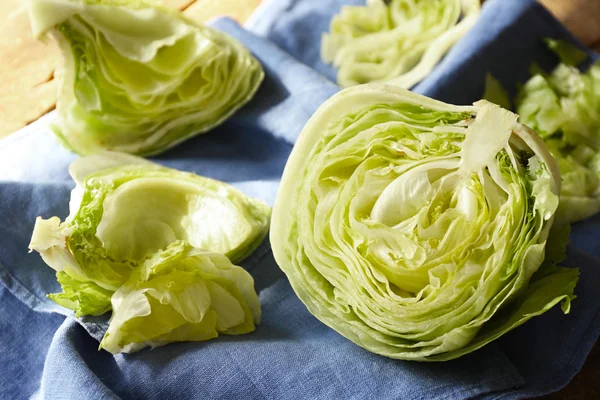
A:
100;241;261;354
271;84;578;361
29;152;270;317
27;0;264;155
321;0;480;88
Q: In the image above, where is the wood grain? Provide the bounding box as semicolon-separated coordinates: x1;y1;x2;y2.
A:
0;0;60;137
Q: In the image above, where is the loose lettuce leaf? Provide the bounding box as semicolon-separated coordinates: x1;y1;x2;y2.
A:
100;241;261;354
545;38;588;67
271;84;576;361
29;152;270;316
512;42;600;223
484;37;600;223
483;73;512;110
321;0;480;88
27;0;264;155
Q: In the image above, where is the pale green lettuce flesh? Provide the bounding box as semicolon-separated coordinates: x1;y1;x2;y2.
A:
27;0;264;155
515;61;600;223
100;241;261;354
271;84;577;361
483;40;600;223
29;152;270;319
321;0;480;88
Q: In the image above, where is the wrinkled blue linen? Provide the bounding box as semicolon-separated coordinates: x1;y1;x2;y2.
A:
1;0;599;399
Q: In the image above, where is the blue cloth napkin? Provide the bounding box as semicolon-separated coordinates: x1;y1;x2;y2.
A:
1;0;599;399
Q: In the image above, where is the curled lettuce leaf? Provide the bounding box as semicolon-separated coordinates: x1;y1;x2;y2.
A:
321;0;480;88
29;152;270;317
271;84;577;361
514;57;600;223
27;0;264;155
100;241;261;354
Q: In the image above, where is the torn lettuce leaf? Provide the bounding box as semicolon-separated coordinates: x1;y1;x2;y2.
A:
271;84;577;361
321;0;480;88
484;41;600;223
100;241;261;354
544;38;588;67
29;152;270;317
27;0;264;155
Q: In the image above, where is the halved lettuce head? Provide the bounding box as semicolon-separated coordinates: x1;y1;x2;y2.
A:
321;0;480;88
27;0;264;155
29;152;270;317
516;61;600;222
271;84;578;361
100;241;261;354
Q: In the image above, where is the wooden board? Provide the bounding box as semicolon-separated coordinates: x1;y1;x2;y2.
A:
0;0;60;137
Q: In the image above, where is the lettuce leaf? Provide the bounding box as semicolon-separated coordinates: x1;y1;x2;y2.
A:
100;241;260;354
484;40;600;223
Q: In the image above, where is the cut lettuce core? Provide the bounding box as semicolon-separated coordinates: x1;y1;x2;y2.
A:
270;84;577;361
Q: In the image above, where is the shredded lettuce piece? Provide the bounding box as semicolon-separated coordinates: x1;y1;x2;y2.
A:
271;84;577;361
321;0;480;88
27;0;264;155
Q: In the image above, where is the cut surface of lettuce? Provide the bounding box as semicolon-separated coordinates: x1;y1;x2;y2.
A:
100;241;261;354
270;84;577;361
27;0;264;155
321;0;480;88
29;152;270;317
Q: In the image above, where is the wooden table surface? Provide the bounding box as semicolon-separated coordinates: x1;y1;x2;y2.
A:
1;0;599;398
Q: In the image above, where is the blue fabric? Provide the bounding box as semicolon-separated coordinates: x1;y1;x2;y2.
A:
1;0;599;399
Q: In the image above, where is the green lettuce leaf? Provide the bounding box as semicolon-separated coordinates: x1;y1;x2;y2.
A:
29;152;270;316
544;38;588;67
321;0;480;88
485;41;600;223
483;73;512;110
27;0;264;155
270;84;576;361
100;241;261;354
